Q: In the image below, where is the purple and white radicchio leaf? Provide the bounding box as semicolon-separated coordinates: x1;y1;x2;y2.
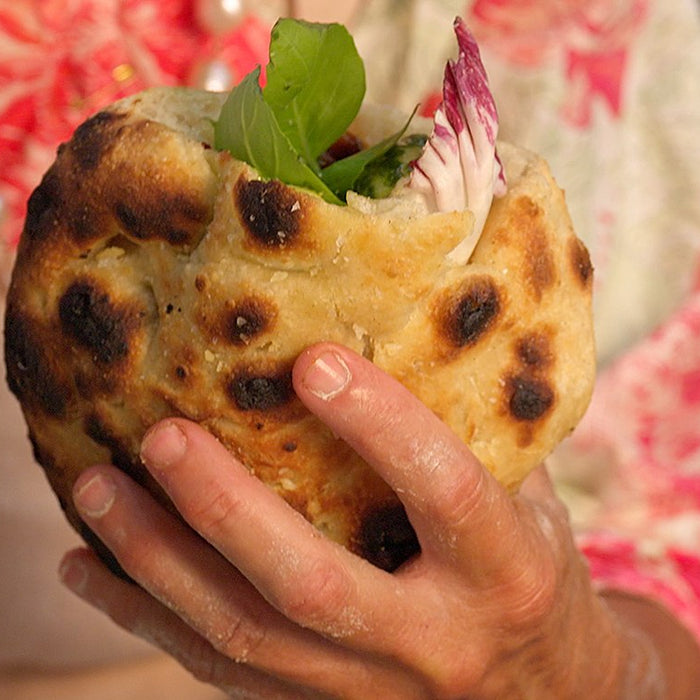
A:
408;18;507;263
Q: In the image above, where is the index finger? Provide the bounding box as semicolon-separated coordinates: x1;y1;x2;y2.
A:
293;343;521;571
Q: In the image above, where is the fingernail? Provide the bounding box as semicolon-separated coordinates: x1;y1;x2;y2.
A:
59;555;88;594
140;420;187;470
75;473;116;518
302;351;351;400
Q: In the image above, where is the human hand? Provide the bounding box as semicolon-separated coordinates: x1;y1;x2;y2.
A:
59;343;660;699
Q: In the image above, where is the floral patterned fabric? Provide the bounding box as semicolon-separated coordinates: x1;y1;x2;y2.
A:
2;0;700;665
0;1;271;255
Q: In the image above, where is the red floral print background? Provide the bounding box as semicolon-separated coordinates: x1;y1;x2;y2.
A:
0;0;270;249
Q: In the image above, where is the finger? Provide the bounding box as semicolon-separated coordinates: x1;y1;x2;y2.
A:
137;420;381;635
134;421;457;667
59;547;309;699
71;467;350;686
292;343;522;569
71;466;421;697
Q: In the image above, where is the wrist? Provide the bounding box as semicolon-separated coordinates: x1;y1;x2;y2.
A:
570;594;645;699
605;608;666;699
553;584;665;699
600;589;700;700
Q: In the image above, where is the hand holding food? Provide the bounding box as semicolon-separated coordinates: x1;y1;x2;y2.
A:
9;16;697;698
59;343;663;699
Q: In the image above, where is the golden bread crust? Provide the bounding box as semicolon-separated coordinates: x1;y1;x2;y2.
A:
4;87;594;571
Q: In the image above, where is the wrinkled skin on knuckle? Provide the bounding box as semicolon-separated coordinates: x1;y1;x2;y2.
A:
421;604;566;700
277;558;355;633
462;512;585;697
186;487;245;539
483;523;559;632
429;463;488;535
497;550;559;633
214;613;270;664
510;505;578;627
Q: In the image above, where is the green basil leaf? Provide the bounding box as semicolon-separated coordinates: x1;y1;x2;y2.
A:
214;68;342;205
321;110;418;199
263;19;365;167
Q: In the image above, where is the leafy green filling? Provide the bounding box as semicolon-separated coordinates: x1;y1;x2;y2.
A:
353;134;428;199
214;18;422;204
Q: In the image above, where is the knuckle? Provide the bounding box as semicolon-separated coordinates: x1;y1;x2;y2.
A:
519;563;558;626
498;545;559;629
214;613;269;664
433;465;490;533
479;503;571;630
185;487;243;537
278;559;353;631
512;507;576;625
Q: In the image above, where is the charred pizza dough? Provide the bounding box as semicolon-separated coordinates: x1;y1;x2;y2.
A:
4;87;595;571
